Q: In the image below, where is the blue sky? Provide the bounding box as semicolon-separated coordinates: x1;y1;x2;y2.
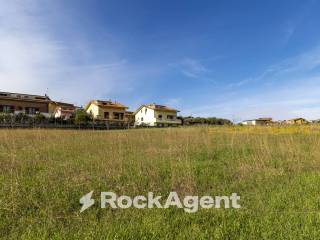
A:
1;0;320;121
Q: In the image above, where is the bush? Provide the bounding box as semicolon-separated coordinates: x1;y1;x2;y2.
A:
182;116;233;126
14;113;31;123
33;113;47;124
74;109;92;125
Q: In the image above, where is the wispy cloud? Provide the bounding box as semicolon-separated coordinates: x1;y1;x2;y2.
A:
283;21;296;44
228;45;320;89
171;57;214;82
185;46;320;120
0;1;142;106
185;74;320;121
164;98;182;109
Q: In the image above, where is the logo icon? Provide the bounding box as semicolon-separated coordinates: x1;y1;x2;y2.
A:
80;191;95;213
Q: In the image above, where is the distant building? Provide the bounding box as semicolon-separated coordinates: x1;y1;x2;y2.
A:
0;91;51;117
85;100;128;125
49;101;76;120
134;104;182;127
311;119;320;124
285;118;308;125
241;118;274;126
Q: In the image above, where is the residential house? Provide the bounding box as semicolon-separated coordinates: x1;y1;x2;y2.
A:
85;100;128;125
49;101;76;120
285;118;308;125
241;118;274;126
134;104;182;127
0;91;51;116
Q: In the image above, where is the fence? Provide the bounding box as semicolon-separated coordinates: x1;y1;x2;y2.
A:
0;122;132;130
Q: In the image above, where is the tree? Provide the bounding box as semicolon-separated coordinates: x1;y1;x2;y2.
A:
182;116;233;126
34;113;47;124
74;109;92;125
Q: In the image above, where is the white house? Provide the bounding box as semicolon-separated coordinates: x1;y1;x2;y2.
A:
240;118;273;126
134;104;182;127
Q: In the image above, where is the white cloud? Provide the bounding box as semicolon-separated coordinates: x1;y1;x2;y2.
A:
228;45;320;90
181;45;320;120
183;75;320;121
0;0;139;106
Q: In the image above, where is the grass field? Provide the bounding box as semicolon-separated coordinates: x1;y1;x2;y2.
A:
1;126;320;239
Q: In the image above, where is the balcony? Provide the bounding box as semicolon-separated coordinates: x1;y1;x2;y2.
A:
154;118;182;125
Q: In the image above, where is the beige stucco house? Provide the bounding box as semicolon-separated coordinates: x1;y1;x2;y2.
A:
85;100;128;124
285;118;308;125
134;104;182;127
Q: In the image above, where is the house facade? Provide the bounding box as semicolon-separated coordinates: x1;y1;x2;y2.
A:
285;118;308;125
134;104;182;127
0;92;51;116
49;101;76;120
241;118;273;126
85;100;128;124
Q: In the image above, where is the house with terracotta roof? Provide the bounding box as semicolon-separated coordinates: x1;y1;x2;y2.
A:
49;101;76;120
134;104;182;127
0;91;51;117
285;118;309;125
0;91;78;120
84;100;128;124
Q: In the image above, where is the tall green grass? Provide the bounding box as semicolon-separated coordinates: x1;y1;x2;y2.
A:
1;126;320;239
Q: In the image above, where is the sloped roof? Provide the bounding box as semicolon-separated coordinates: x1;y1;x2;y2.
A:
0;91;51;102
85;100;128;110
242;118;273;122
256;118;273;121
50;101;75;108
288;118;307;121
134;104;179;115
147;104;179;112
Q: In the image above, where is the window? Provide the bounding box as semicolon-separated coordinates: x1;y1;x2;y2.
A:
1;105;14;113
25;107;39;115
141;117;144;121
167;115;175;120
113;112;124;120
145;108;147;114
158;114;162;119
104;112;110;119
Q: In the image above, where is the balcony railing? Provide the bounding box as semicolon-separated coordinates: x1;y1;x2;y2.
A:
155;118;182;124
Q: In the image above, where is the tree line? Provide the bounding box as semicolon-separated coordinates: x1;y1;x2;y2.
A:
0;111;233;128
180;116;233;126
